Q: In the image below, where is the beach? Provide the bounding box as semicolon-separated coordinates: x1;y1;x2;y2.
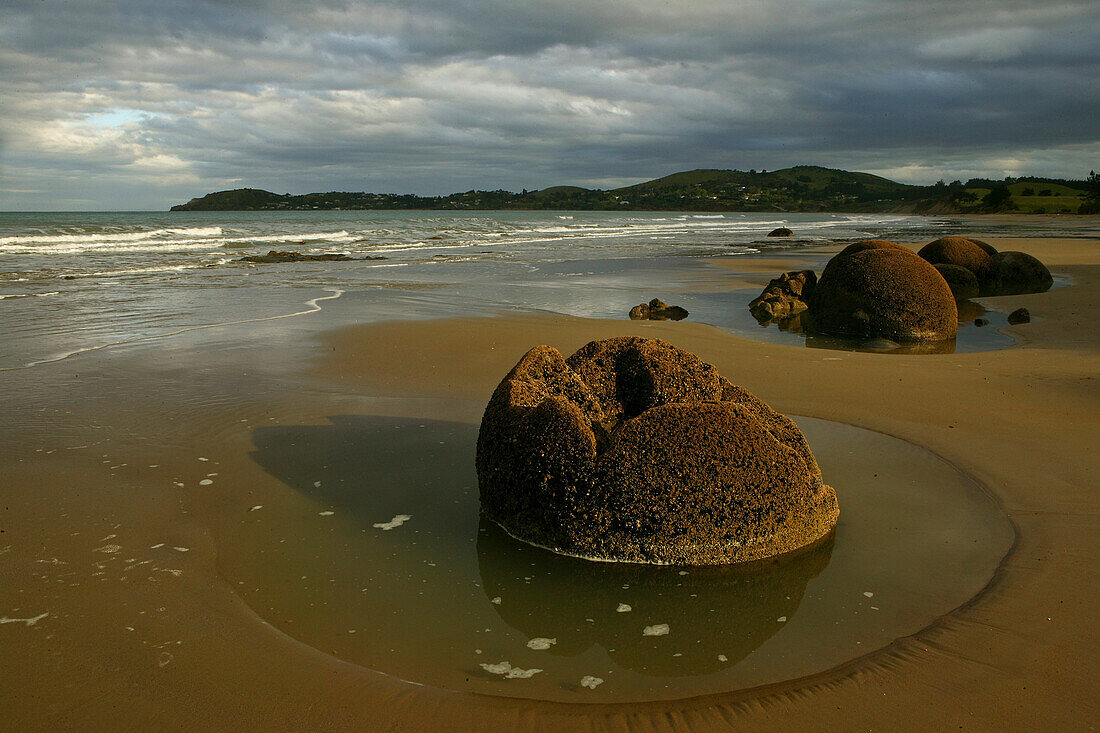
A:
1;222;1098;729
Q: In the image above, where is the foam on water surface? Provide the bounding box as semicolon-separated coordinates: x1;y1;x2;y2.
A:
373;514;411;530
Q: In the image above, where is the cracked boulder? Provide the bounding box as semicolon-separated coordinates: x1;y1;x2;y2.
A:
475;337;838;565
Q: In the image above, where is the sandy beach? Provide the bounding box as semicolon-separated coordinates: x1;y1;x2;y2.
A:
2;233;1098;730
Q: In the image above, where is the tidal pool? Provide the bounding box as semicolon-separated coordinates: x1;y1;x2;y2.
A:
216;413;1013;702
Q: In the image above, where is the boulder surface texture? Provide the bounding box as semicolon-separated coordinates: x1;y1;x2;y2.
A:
918;236;998;294
808;241;959;342
933;263;980;301
476;337;839;565
991;251;1054;295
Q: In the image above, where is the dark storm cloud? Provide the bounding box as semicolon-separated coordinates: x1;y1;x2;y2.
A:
1;0;1097;209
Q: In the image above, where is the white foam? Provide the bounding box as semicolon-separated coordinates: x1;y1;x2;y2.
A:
580;675;603;689
526;637;556;650
480;661;543;679
373;514;411;530
616;603;632;613
0;612;49;627
319;511;335;517
0;226;222;246
0;291;60;300
642;624;669;636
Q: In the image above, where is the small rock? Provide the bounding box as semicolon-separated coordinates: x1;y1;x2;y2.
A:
749;270;816;324
628;298;689;321
1007;307;1030;325
974;318;989;327
767;227;794;237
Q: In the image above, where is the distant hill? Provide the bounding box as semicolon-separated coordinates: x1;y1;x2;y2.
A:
170;167;1092;213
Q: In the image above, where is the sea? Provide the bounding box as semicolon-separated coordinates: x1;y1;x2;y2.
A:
0;209;1090;370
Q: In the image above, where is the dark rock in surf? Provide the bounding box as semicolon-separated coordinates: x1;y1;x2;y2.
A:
240;250;355;263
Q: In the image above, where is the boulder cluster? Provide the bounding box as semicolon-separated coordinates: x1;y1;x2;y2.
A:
476;337;839;565
917;236;1052;297
749;235;1053;343
807;240;959;342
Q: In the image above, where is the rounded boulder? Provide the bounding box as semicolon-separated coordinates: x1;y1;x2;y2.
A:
476;337;838;565
808;245;958;342
990;251;1053;295
933;263;980;301
918;236;998;294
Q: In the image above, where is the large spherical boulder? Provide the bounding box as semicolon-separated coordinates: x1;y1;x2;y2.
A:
820;239;911;280
808;245;958;342
918;237;998;294
990;251;1053;295
933;263;980;301
476;337;838;565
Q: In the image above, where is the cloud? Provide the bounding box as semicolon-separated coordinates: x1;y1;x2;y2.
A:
1;0;1098;209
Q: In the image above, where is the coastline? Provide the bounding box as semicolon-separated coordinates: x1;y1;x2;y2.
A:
1;234;1097;729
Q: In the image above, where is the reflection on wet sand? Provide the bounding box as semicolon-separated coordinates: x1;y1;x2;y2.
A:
477;518;832;676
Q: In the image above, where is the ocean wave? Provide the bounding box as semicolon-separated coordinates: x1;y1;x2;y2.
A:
0;239;229;255
0;228;356;255
218;230;353;245
0;291;60;300
63;260;234;279
0;226;222;246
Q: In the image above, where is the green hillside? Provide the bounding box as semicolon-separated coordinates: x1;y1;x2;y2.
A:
171;167;1092;213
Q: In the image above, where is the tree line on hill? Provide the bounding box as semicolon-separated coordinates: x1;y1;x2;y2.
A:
170;165;1096;214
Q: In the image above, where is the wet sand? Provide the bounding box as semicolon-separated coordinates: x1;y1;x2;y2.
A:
2;236;1098;729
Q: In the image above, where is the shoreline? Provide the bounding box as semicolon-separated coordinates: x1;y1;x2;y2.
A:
1;234;1096;729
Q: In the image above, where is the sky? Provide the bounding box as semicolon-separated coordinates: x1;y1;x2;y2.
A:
1;0;1098;210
